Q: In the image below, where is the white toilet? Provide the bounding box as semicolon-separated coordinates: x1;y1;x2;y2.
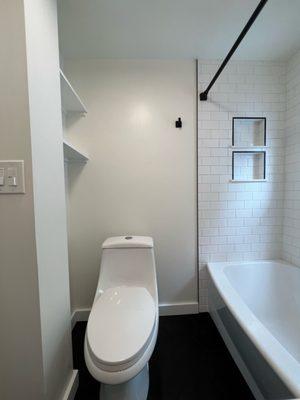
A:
84;236;158;400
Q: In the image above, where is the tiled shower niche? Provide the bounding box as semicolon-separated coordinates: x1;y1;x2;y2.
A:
232;117;266;147
232;151;266;181
231;117;267;182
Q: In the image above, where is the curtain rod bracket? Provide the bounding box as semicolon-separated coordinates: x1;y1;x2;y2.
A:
199;91;208;101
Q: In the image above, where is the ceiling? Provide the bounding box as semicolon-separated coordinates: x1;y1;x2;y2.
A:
58;0;300;61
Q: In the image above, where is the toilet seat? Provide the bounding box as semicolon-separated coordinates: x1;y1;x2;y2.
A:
86;286;156;372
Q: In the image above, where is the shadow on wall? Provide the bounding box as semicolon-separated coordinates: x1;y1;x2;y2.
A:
65;112;84;130
66;162;86;195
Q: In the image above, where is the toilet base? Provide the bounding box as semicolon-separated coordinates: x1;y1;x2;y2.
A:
99;364;149;400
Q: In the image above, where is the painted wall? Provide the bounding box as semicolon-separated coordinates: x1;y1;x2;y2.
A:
24;0;73;399
197;60;286;310
0;1;73;399
282;50;300;265
64;59;198;313
0;1;44;398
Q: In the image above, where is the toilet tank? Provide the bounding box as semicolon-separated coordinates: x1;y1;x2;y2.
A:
97;236;157;297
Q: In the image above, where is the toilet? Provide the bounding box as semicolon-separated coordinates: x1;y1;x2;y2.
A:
84;236;158;400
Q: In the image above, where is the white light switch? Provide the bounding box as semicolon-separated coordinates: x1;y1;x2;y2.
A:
7;167;17;186
0;168;4;186
0;161;25;194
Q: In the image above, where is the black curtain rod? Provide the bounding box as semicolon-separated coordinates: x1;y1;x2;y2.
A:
199;0;269;101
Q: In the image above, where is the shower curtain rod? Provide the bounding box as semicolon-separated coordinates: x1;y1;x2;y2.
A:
199;0;269;101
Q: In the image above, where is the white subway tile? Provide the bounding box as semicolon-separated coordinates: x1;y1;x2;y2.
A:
197;58;288;300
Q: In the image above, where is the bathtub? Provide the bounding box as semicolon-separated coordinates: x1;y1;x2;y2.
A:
207;260;300;400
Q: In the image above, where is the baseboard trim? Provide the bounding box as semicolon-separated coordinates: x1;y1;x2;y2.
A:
71;308;91;329
198;304;209;313
159;302;199;316
71;302;199;328
61;370;79;400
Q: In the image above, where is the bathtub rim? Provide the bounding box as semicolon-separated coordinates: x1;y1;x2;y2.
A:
207;259;300;398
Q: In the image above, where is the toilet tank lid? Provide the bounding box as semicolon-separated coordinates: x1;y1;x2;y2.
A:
102;236;153;249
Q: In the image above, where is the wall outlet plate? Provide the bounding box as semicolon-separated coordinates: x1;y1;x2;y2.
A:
0;160;25;194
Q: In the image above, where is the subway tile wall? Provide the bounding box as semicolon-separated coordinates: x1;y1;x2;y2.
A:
197;60;286;311
282;51;300;265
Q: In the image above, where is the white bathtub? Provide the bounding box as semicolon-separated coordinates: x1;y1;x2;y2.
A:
208;260;300;400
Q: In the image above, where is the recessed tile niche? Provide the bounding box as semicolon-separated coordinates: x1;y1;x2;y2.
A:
231;117;267;182
232;151;266;181
232;117;266;147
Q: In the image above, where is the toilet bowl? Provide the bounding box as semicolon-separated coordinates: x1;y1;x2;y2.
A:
84;236;158;400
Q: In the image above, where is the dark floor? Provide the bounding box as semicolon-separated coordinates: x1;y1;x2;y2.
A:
73;313;255;400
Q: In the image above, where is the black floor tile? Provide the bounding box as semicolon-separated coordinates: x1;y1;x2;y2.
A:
72;313;255;400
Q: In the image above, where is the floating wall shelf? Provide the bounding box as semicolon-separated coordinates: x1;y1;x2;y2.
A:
63;140;89;163
60;69;87;114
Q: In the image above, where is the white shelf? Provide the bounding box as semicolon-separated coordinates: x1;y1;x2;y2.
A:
63;141;88;163
60;69;87;114
230;146;268;150
230;179;267;183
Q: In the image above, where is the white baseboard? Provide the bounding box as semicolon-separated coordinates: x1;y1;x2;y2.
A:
71;302;200;328
198;304;209;313
159;302;199;316
61;370;79;400
71;308;91;329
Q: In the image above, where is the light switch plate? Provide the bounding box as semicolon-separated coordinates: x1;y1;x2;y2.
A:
0;160;25;194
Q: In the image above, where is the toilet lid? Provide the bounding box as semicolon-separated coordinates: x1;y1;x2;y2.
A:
87;286;156;366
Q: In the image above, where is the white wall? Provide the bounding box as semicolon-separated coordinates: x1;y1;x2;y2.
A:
64;59;198;313
24;1;73;399
0;1;73;399
282;50;300;265
197;60;286;310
